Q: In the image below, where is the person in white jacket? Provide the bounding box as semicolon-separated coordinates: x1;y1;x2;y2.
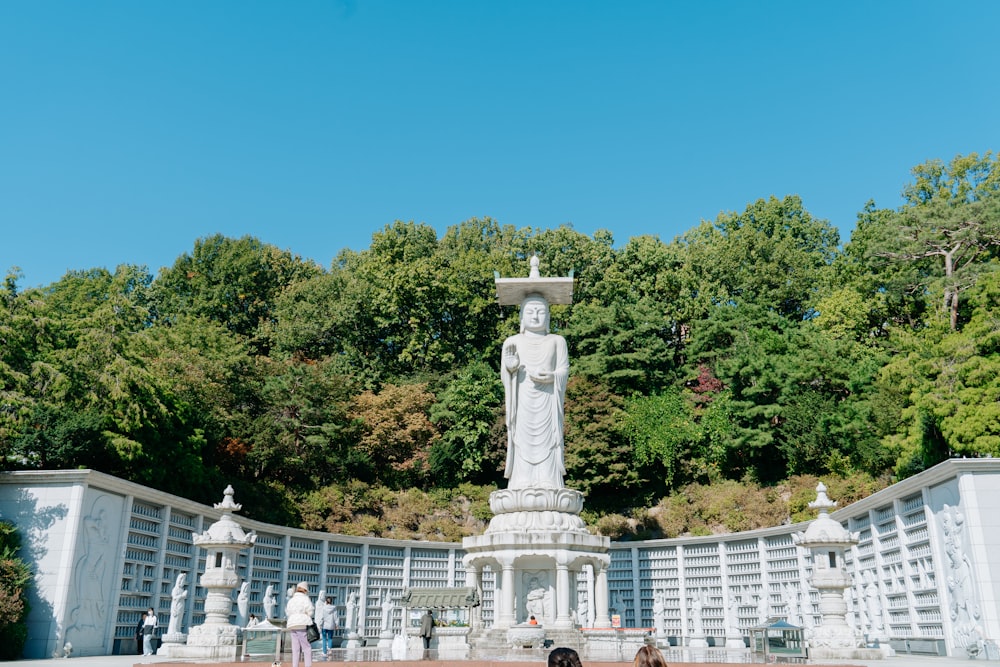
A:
285;581;315;667
141;608;157;656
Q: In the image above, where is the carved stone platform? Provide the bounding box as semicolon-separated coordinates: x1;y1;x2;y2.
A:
507;625;546;648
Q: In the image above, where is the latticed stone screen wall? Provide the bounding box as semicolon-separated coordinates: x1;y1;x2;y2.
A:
2;459;999;658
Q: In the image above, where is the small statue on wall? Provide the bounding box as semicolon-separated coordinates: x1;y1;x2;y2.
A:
263;584;277;621
166;573;188;636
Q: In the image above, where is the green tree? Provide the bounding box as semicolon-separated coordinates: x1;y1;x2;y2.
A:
10;404;107;469
433;218;527;367
619;387;699;490
830;202;930;337
267;270;354;361
245;356;357;489
879;270;1000;477
429;361;505;486
568;298;680;396
563;377;648;510
350;382;439;489
154;234;322;352
877;153;1000;330
685;304;885;482
567;234;685;395
346;221;456;380
327;221;472;384
678;195;839;321
0;270;59;458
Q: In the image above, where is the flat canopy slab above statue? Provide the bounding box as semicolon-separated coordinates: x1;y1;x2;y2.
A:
494;276;575;305
494;255;575;305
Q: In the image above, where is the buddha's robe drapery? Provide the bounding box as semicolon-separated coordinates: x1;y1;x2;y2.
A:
501;331;569;490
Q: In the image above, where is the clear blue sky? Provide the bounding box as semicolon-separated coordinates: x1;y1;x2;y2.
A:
3;1;999;288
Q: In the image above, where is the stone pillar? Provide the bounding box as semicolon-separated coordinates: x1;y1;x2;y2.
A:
585;564;595;628
556;564;571;628
500;562;516;629
465;565;481;631
594;564;611;627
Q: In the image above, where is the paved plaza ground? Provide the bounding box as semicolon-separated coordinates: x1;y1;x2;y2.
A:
7;650;991;667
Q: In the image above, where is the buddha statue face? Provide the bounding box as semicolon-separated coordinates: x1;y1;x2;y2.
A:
520;296;550;334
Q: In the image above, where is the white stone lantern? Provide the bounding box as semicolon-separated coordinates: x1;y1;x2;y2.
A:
161;484;257;660
793;482;881;660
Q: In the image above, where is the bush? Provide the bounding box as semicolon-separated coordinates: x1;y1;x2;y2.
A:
652;494;694;538
0;522;30;660
594;514;633;540
787;473;888;523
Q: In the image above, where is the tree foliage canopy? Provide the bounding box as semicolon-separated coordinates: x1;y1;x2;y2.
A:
2;154;998;531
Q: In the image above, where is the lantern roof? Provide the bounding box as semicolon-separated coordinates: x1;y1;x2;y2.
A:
193;484;257;547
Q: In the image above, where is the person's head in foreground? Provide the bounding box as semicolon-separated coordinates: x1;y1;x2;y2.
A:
633;644;668;667
548;647;583;667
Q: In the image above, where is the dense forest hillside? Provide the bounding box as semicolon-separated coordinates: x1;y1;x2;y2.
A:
2;152;998;539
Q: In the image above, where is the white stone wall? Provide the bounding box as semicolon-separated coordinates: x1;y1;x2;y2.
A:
0;479;90;658
3;459;1000;658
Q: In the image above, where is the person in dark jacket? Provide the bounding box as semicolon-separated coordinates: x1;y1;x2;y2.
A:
419;609;434;655
134;615;144;655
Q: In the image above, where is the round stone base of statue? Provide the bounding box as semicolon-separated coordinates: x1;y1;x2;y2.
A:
159;632;187;645
486;510;588;534
486;488;587;533
489;488;584;515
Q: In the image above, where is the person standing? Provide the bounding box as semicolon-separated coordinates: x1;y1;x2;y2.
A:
548;647;583;667
633;644;669;667
320;595;338;656
285;581;315;667
134;614;144;655
141;608;157;656
419;609;434;654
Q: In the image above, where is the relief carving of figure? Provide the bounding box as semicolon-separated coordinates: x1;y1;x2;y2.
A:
524;576;551;621
784;582;801;627
941;504;984;655
727;589;741;636
862;571;883;633
67;496;113;647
